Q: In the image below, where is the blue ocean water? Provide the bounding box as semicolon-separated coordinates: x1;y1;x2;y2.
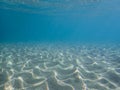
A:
0;0;120;43
0;0;120;90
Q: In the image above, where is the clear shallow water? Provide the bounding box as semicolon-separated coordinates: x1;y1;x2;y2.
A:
0;0;120;90
0;43;120;90
0;0;120;43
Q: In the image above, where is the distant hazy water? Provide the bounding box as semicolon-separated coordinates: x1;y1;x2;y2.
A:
0;43;120;90
0;0;120;43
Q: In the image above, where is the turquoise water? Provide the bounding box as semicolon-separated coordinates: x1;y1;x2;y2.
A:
0;0;120;90
0;0;120;43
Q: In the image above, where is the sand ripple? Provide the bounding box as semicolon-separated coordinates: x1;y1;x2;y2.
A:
0;43;120;90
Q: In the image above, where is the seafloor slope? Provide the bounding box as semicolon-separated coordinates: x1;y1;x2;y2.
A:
0;43;120;90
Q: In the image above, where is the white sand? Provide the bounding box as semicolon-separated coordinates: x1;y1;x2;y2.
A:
0;43;120;90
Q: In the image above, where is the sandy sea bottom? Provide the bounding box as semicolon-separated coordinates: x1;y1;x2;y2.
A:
0;43;120;90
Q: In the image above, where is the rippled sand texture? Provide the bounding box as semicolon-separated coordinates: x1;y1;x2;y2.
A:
0;43;120;90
